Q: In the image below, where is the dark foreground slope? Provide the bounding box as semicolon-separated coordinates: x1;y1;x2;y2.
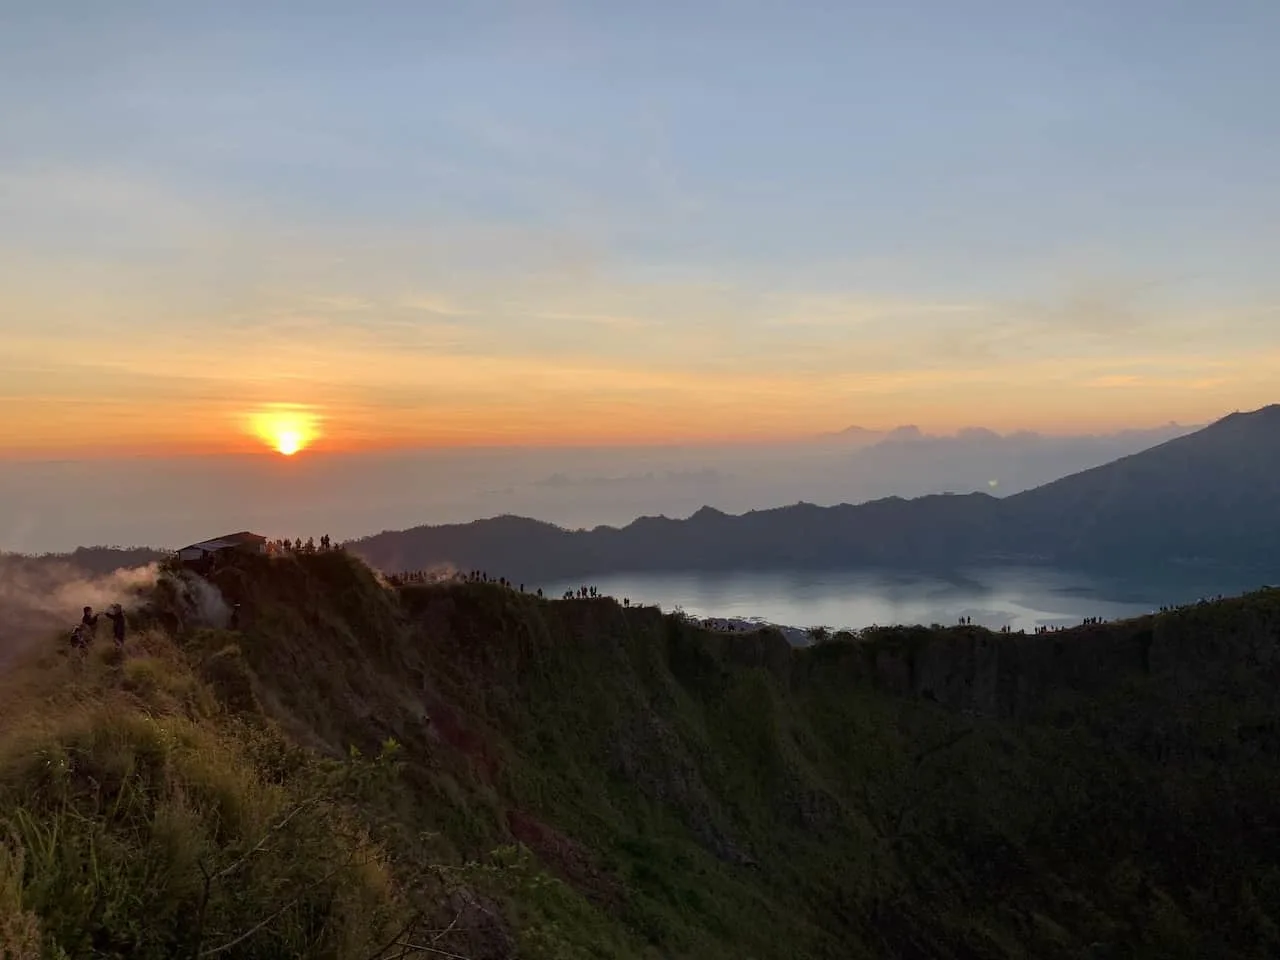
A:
3;551;1279;959
351;404;1280;580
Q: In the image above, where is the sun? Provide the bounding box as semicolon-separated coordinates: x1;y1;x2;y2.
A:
275;429;303;456
248;407;320;456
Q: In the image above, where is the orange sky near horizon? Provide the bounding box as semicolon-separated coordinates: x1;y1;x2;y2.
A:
4;334;1278;459
5;259;1278;459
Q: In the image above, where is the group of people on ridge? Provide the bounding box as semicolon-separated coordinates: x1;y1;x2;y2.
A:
384;568;632;607
70;603;127;652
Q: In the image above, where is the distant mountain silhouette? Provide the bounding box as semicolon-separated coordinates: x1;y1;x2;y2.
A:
349;405;1280;582
816;423;924;444
883;424;925;442
821;424;882;442
1000;404;1280;568
0;546;170;576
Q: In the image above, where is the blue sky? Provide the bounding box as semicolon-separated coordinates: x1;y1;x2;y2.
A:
2;1;1278;453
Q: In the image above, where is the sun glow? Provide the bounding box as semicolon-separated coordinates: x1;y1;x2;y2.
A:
248;406;320;456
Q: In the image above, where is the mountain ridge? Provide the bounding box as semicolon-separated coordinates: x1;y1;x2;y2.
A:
351;404;1280;581
7;407;1274;584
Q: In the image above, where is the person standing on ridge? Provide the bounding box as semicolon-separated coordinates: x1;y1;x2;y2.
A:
104;604;126;648
81;606;98;639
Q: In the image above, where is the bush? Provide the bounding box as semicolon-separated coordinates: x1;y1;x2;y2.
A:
201;645;259;715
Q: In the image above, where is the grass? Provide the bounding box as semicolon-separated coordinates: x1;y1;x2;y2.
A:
3;553;1280;958
0;633;402;959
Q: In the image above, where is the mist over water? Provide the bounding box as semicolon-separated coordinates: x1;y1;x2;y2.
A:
538;566;1265;634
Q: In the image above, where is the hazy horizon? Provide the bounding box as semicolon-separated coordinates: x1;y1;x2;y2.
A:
1;419;1198;553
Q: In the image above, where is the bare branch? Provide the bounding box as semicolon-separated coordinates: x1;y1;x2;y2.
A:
431;909;464;944
362;911;423;960
191;858;214;960
395;943;473;960
213;795;327;883
199;857;351;958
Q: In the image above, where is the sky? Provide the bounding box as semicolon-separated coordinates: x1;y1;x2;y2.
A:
2;0;1279;460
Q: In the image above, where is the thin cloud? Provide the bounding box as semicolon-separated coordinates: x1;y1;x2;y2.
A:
1084;374;1230;390
523;309;654;329
760;296;985;329
400;296;476;317
4;164;1279;454
305;295;375;313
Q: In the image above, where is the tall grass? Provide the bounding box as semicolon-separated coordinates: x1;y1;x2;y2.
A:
0;632;401;960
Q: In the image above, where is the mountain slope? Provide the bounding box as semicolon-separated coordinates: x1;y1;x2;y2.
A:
1003;404;1280;566
350;404;1280;581
4;550;1279;958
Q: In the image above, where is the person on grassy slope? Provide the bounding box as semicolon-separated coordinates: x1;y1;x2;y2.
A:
103;603;126;647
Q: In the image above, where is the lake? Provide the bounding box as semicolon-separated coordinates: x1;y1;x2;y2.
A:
538;566;1264;635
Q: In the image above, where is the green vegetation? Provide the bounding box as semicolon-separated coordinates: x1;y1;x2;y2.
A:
3;550;1279;958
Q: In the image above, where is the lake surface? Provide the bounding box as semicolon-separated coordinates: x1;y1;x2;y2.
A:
539;566;1264;635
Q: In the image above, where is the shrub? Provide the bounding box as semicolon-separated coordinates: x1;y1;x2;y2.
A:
201;645;260;715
